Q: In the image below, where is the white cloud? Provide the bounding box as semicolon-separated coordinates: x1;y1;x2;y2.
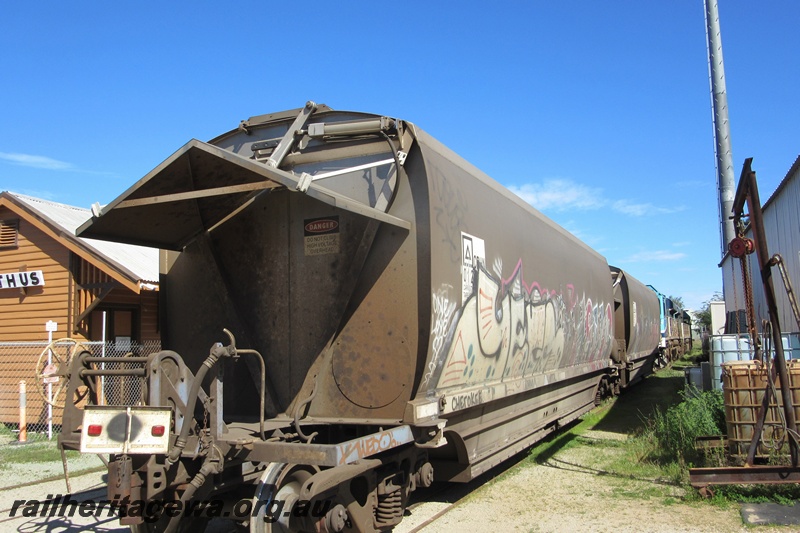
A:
509;178;684;217
508;179;605;212
621;250;688;263
612;200;685;216
0;152;74;170
612;200;651;216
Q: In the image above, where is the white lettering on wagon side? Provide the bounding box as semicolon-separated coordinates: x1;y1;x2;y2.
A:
445;386;497;414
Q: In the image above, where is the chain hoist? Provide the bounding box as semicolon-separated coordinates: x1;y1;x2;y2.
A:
730;259;740;334
729;218;761;359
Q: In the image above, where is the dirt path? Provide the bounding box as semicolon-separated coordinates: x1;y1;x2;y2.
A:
398;428;795;532
398;370;798;533
403;433;753;532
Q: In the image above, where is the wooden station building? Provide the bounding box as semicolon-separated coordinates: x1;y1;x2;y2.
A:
0;191;160;426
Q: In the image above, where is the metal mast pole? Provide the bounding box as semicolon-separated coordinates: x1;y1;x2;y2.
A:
705;0;736;257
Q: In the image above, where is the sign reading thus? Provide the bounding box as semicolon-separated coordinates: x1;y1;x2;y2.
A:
304;216;340;256
0;270;45;290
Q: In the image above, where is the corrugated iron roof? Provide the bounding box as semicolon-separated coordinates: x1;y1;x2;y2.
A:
6;192;159;285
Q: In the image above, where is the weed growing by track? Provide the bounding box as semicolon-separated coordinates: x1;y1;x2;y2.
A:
641;388;726;467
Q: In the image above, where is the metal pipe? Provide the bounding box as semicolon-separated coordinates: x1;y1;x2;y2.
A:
83;356;151;363
705;0;736;257
100;311;107;406
163;454;219;533
18;380;26;443
293;377;319;443
307;117;394;138
165;344;227;465
236;349;266;441
265;101;317;168
79;368;147;377
47;333;52;440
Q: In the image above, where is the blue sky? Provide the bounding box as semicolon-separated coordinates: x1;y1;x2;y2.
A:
2;2;798;311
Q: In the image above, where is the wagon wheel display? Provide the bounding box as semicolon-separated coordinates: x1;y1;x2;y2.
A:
34;338;91;408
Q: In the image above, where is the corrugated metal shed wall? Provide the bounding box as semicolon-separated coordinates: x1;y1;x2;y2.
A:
721;157;800;333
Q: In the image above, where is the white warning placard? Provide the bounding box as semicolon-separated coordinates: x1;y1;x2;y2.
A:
461;232;485;304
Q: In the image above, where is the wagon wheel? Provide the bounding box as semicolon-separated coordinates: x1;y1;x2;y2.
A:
34;338;90;408
250;463;322;533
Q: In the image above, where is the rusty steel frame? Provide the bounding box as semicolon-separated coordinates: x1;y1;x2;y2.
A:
690;159;800;492
733;158;799;467
690;465;800;488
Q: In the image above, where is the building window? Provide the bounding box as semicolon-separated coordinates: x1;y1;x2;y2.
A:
0;219;19;249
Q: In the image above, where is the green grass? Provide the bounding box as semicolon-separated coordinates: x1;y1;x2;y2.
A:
0;440;81;466
0;437;105;489
643;388;726;467
712;484;800;507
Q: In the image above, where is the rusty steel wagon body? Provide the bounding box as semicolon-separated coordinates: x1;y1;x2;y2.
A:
56;102;664;532
606;267;662;397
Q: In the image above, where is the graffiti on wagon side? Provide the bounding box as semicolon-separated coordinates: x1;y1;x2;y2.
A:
432;235;613;392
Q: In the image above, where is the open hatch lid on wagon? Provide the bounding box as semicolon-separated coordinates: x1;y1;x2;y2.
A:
77;104;411;251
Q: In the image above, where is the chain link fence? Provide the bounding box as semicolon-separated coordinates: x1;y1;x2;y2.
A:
0;339;161;443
